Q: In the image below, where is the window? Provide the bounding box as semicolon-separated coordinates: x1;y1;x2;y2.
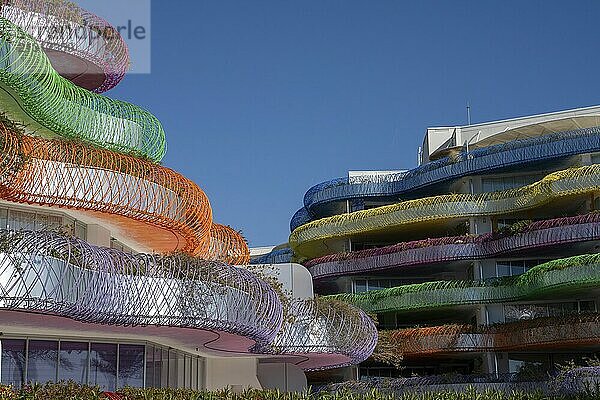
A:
74;221;87;241
0;207;85;235
154;347;163;388
9;210;35;231
118;345;144;389
0;208;7;229
145;346;154;388
353;278;428;293
191;358;198;390
59;342;88;384
27;340;58;383
111;239;134;254
89;343;117;391
0;339;201;389
168;350;178;388
184;355;191;388
508;353;550;375
160;348;168;388
197;358;205;389
504;300;597;322
37;214;63;231
482;174;543;193
580;300;596;313
0;339;26;387
496;218;521;230
353;280;367;293
496;259;549;277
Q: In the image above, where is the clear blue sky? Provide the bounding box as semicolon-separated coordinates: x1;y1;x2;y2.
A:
106;0;600;247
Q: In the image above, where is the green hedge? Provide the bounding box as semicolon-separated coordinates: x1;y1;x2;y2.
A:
0;383;598;400
328;253;600;314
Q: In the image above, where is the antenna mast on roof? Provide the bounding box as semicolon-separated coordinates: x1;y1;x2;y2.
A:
467;102;472;125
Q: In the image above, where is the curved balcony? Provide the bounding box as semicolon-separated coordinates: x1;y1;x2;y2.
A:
307;214;600;279
291;164;600;259
208;224;250;265
0;0;130;93
0;123;250;262
374;313;600;358
0;17;165;162
0;229;377;370
0;229;281;352
250;247;293;265
265;298;378;371
291;126;600;231
330;253;600;314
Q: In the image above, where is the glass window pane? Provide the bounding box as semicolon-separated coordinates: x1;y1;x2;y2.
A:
118;345;144;389
145;346;154;388
482;179;494;193
580;300;596;312
197;358;205;389
368;280;385;291
524;259;539;269
75;222;87;241
511;265;526;276
354;280;367;293
0;208;7;229
177;354;184;388
90;343;117;392
191;357;198;390
184;355;190;388
35;214;62;231
1;339;25;387
160;349;168;388
496;263;511;277
27;340;58;384
153;347;161;388
562;302;578;315
9;210;35;231
168;350;178;388
58;342;88;384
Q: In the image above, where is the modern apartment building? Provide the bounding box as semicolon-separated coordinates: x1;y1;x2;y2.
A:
280;105;600;383
0;0;376;392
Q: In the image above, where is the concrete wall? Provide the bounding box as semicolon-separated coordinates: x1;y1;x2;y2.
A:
86;224;111;248
422;105;600;161
257;363;307;392
253;263;314;300
204;358;262;391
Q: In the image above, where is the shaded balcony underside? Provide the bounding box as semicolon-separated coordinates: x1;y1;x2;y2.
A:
329;254;600;314
307;214;600;280
374;314;600;359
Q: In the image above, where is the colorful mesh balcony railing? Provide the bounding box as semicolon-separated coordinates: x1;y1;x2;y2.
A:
208;224;250;265
0;17;165;162
306;214;600;279
329;254;600;314
0;229;281;347
374;313;600;358
0;124;209;253
291;126;600;231
0;122;250;263
0;0;130;93
291;165;600;259
0;229;377;370
250;247;294;265
266;298;378;371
